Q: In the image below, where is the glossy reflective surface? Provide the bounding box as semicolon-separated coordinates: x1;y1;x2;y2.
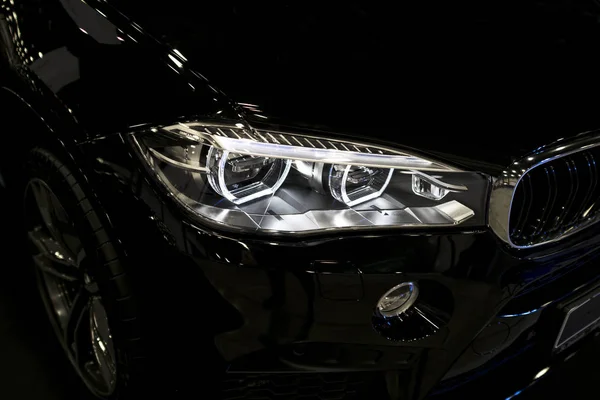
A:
102;1;600;173
4;1;600;171
73;130;600;398
490;131;600;248
377;282;419;318
3;1;600;399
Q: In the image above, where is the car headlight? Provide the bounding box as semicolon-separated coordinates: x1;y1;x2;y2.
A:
131;122;488;233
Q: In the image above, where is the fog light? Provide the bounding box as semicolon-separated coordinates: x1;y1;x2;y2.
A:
373;280;452;342
376;282;419;318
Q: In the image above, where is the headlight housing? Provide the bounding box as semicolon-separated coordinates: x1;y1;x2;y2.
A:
132;122;488;234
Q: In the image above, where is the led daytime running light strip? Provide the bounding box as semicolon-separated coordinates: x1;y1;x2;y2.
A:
167;123;456;172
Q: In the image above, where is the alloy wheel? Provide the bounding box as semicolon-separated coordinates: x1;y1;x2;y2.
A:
25;178;117;397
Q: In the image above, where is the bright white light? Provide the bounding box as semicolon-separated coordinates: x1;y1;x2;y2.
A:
527;157;534;161
211;136;445;171
168;54;183;68
38;52;42;58
79;28;88;34
235;123;245;128
173;49;187;61
293;160;313;177
534;367;550;380
556;146;567;152
167;64;180;74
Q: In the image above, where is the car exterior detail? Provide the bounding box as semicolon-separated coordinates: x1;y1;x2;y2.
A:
2;1;600;400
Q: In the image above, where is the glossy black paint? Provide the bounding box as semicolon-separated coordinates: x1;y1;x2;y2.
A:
2;1;600;399
101;0;600;174
78;132;600;399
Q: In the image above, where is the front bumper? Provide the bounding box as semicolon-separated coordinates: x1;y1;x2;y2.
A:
431;327;600;400
79;135;600;399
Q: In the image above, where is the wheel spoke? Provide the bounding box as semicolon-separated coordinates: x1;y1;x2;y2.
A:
26;177;117;396
90;299;117;388
29;180;83;261
64;288;91;366
33;255;80;282
29;228;81;282
29;227;77;265
30;180;63;241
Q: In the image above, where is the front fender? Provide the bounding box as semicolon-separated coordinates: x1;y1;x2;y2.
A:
0;0;229;144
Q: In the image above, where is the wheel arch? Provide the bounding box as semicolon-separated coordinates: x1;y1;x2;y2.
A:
0;85;88;190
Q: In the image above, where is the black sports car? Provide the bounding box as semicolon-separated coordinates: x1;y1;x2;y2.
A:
2;1;600;399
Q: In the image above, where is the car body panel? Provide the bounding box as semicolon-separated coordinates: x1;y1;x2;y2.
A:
102;0;600;172
77;132;600;399
2;1;600;171
2;1;600;399
0;0;230;145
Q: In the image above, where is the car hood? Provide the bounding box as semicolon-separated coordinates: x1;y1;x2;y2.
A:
107;1;600;174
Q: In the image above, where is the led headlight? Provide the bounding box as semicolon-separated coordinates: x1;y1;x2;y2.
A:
205;147;292;205
132;122;489;233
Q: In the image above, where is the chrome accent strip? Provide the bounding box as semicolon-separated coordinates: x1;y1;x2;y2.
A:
147;148;209;172
489;131;600;248
165;122;460;172
573;152;596;223
408;171;468;192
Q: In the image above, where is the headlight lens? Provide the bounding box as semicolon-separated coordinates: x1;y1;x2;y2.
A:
132;122;488;233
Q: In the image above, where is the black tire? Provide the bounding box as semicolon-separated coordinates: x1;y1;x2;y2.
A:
24;148;145;399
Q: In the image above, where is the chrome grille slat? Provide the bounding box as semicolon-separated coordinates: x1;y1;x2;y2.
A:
551;158;577;231
511;174;533;240
575;153;596;221
580;152;599;219
532;166;557;238
508;144;600;247
570;153;594;223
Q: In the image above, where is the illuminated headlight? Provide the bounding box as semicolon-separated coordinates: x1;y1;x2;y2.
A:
132;122;489;233
205;148;292;205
